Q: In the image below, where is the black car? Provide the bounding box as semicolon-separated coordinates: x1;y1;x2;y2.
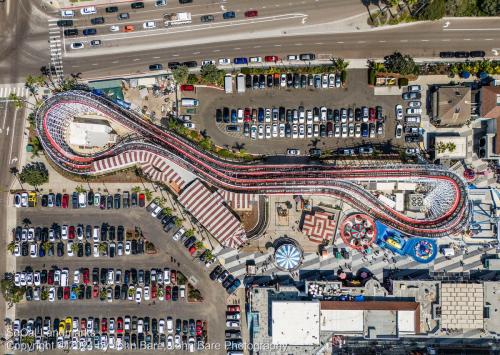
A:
77;243;84;257
258;74;265;88
320;124;326;137
109;243;116;258
41;194;48;207
109;226;116;240
131;192;138;207
121;284;128;300
91;17;105;25
83;28;97;36
149;64;163;71
131;2;144;9
87;191;94;206
222;107;230;123
118;12;130;20
300;53;315;61
209;265;223;280
63;28;78;37
266;74;273;87
167;62;180;69
114;285;121;299
85;242;91;257
215;109;223;123
105;6;119;13
470;50;485;58
179;0;193;3
117;226;124;241
376;106;383;121
405;135;422;143
85;285;92;299
100;269;107;285
93;268;99;284
245;74;252;88
200;15;214;23
172;286;178;301
107;195;113;209
57;20;73;27
57;286;63;300
439;51;454;58
454;51;469;58
293;73;300;88
300;74;307;88
184;236;196;248
57;242;64;257
123;192;130;208
72;192;78;209
252;75;259;89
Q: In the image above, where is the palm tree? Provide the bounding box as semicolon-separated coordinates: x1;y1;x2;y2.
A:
75;185;86;194
131;186;141;194
22;218;31;227
194;241;204;250
71;243;79;254
174;218;184;228
143;188;153;201
40;288;49;301
7;241;16;254
42;242;51;255
8;93;25;109
331;58;349;73
10;167;24;189
164;207;173;216
99;243;108;254
371;62;386;73
449;64;460;77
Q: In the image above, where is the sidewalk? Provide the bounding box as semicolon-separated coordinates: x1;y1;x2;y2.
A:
49;0;157;10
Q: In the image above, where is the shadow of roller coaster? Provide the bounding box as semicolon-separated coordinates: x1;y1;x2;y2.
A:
35;90;471;238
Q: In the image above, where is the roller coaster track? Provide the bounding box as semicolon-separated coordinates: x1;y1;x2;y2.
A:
35;91;471;238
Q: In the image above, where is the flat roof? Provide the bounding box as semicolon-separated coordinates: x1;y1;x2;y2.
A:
320;309;363;332
271;301;320;345
441;283;484;330
435;136;467;159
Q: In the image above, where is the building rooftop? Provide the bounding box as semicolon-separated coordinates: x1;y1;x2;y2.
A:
271;300;320;345
432;86;471;127
435;136;468;159
481;85;500;120
440;283;484;330
68;117;116;148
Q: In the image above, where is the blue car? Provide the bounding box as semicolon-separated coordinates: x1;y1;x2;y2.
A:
258;108;264;123
82;28;97;36
233;57;248;65
226;278;241;294
361;123;369;138
230;109;237;123
223;11;236;19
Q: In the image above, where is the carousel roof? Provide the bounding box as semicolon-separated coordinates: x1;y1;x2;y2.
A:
275;243;302;271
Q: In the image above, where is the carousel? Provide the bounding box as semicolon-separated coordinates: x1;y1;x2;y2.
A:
340;214;377;251
273;237;303;272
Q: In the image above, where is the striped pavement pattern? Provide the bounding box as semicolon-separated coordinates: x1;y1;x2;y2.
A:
178;180;247;249
92;150;186;188
48;19;64;78
217;190;257;210
302;211;336;243
216;241;496;280
0;86;29;99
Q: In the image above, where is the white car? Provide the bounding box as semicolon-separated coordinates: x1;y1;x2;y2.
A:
61;10;74;17
292;124;298;139
70;42;84;49
93;244;99;257
135;287;142;303
280;73;287;87
201;59;215;66
143;21;156;29
408;101;421;108
341;124;348;138
321;74;328;88
159;319;165;334
28;228;34;241
271;123;278;138
265;125;271;139
80;6;96;15
151;206;162;217
110;25;120;32
167;335;174;350
257;124;264;139
166;317;174;334
320;106;327;121
298;124;305;139
144;286;150;301
287;54;299;61
408;85;421;92
250;125;257;140
395;124;403;139
49;287;55;302
328;73;335;88
73;270;80;284
279;123;285;138
218;58;231;65
406;108;422;115
30;243;38;258
249;56;262;63
183;122;196;129
62;225;68;240
125;241;132;255
109;319;115;335
93;226;99;243
34;272;41;286
286;148;300;156
14;243;20;257
348;124;355;137
124;317;131;332
172;228;185;241
21;192;28;207
395;104;403;120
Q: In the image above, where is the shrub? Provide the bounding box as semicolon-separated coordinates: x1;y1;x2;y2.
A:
417;0;446;20
368;69;376;85
341;70;347;83
398;77;409;87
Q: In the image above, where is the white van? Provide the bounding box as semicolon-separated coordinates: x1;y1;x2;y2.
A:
60;269;69;287
405;116;420;124
179;285;186;299
78;193;86;208
181;98;199;107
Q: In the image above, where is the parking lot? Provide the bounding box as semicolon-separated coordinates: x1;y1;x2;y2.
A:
183;69;408;155
13;207;228;353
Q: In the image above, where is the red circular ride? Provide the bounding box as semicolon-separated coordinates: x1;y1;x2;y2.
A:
340;214;377;251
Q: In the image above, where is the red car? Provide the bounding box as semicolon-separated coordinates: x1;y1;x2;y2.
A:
48;270;54;285
139;193;145;207
151;284;157;299
83;268;89;284
171;270;177;285
80;319;87;332
180;84;195;92
63;287;70;300
165;286;171;301
244;108;251;123
196;320;202;336
116;317;123;334
93;285;99;298
369;107;376;122
188;245;197;255
101;318;107;333
62;194;69;208
264;55;279;63
227;305;240;312
245;10;258;17
68;226;75;239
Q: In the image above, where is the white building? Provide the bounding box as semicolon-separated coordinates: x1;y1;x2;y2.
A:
68;119;117;148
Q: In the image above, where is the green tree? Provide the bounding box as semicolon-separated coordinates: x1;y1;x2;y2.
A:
186;74;198;85
478;0;499;15
19;164;49;187
98;243;108;254
8;92;24;109
200;64;225;85
7;241;16;254
71;242;79;254
131;186;141;193
172;65;189;84
383;52;417;75
28;136;43;157
417;0;445;20
175;218;184;228
163;207;173;216
184;229;195;238
75;185;86;193
143;188;153;201
40;288;49;301
42;242;51;255
1;278;26;305
194;241;204;250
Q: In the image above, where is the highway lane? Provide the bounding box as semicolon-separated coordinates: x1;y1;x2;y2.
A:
63;19;500;80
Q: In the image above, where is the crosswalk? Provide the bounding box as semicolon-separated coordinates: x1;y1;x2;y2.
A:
48;19;64;79
0;86;29;99
215;241;497;280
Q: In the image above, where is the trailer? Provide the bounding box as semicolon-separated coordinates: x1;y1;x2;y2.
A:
236;74;245;93
224;74;233;94
164;12;192;27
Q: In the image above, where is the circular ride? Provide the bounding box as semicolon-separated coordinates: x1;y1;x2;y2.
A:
340;214;377;251
273;238;303;272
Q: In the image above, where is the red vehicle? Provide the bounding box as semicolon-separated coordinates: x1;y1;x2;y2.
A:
244;108;251;123
180;84;195;92
63;287;70;300
264;55;279;63
196;320;202;336
165;286;171;301
80;319;87;332
151;284;157;299
369;107;376;122
244;10;258;17
93;285;99;298
227;305;240;312
188;245;197;255
48;270;54;285
62;194;69;208
68;226;75;239
116;317;123;333
170;270;177;285
101;318;107;333
83;268;89;284
138;193;145;207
